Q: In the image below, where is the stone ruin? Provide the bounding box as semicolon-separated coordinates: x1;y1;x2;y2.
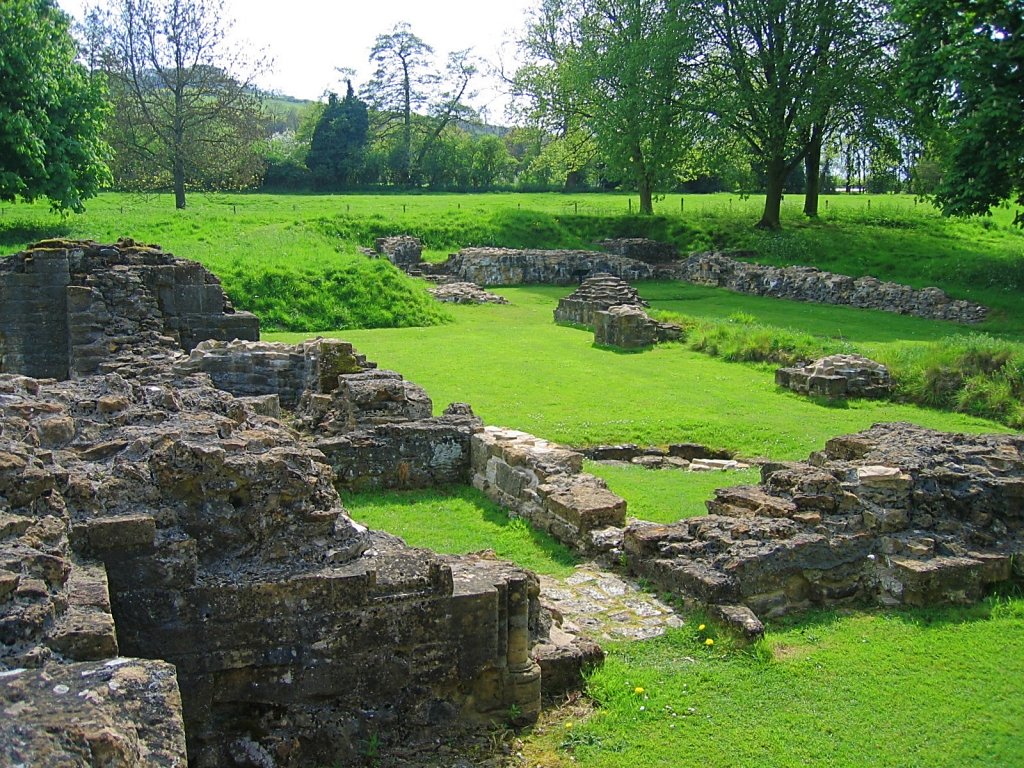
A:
675;251;988;324
0;238;259;380
0;241;598;767
371;236;424;272
625;423;1024;637
584;443;750;472
427;242;988;324
593;305;683;350
776;354;892;399
429;282;509;305
553;274;681;350
2;237;1019;763
597;237;679;264
440;247;658;287
553;273;648;328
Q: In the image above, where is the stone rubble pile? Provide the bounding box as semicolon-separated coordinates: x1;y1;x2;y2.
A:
584;443;750;472
625;423;1024;636
553;273;649;327
776;353;892;399
676;251;988;324
430;281;510;305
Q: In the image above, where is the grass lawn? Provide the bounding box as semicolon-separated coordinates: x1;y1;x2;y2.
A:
271;285;1011;460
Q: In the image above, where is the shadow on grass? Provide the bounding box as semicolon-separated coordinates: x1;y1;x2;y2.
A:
0;221;72;251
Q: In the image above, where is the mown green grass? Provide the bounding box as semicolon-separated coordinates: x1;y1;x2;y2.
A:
586;461;762;524
272;285;1011;460
342;485;578;577
523;599;1024;768
3;190;1023;330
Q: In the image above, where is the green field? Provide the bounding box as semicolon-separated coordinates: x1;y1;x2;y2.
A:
3;191;1023;768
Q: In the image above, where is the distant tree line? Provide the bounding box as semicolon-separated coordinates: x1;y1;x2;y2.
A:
1;0;1021;227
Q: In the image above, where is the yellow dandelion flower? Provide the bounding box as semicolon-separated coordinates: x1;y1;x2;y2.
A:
565;721;574;729
698;624;706;632
634;686;645;695
705;638;715;646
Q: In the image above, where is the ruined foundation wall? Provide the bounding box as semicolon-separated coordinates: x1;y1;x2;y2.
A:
442;247;657;287
471;427;626;551
0;239;259;380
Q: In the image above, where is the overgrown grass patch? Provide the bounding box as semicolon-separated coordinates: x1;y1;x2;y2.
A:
341;485;578;578
525;599;1024;768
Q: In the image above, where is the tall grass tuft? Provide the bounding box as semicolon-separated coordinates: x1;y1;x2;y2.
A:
880;333;1024;428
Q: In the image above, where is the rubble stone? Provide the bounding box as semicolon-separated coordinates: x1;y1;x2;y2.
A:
430;281;510;304
373;236;424;270
553;273;648;327
776;354;892;399
625;423;1024;622
598;237;679;264
675;251;988;324
593;304;683;349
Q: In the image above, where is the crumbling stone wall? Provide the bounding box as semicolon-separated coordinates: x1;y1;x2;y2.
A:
598;237;679;264
676;251;988;323
553;273;649;327
430;281;510;304
593;305;682;349
373;235;424;271
471;427;627;552
0;369;552;766
441;247;657;286
625;423;1023;633
0;239;259;380
776;354;892;399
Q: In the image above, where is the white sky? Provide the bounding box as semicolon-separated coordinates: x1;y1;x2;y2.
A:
57;0;536;120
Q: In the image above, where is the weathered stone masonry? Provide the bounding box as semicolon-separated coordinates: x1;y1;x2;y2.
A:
0;240;588;768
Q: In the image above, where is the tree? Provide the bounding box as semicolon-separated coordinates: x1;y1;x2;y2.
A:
362;23;478;186
895;0;1024;222
306;81;369;190
703;0;894;228
362;23;436;186
516;0;703;212
0;0;110;212
84;0;266;208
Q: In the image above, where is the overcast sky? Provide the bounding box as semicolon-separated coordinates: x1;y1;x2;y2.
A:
57;0;536;119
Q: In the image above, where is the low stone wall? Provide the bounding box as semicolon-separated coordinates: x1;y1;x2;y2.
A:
471;427;627;551
442;247;656;287
776;354;892;399
176;337;375;407
373;235;423;270
0;239;258;380
594;305;682;349
625;423;1024;631
676;251;988;323
598;237;679;264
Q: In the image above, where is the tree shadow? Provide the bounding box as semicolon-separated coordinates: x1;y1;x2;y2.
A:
0;221;72;251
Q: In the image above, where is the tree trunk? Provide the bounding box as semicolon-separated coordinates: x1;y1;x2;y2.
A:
638;176;654;215
758;156;786;229
173;91;186;209
402;60;412;186
803;124;823;217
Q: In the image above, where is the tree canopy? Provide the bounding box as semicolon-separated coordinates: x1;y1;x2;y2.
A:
0;0;110;212
84;0;266;208
306;82;369;190
896;0;1024;222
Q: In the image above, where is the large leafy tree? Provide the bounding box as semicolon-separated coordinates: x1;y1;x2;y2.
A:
516;0;703;213
703;0;895;228
0;0;110;212
896;0;1024;222
84;0;265;208
306;81;369;190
